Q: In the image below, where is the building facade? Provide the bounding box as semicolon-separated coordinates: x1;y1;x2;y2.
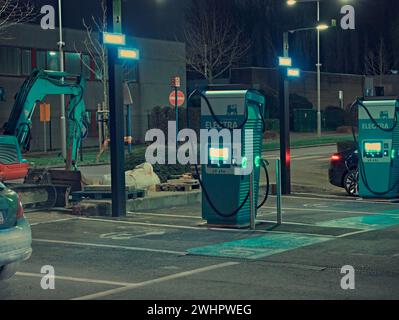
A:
0;23;186;151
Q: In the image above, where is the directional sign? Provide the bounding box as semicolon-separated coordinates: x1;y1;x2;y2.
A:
169;90;185;107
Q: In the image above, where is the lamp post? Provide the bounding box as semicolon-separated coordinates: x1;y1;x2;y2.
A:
279;23;327;194
287;0;323;137
58;0;67;160
316;0;321;137
106;0;127;217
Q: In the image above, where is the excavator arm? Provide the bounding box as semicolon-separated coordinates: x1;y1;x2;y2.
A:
2;69;88;170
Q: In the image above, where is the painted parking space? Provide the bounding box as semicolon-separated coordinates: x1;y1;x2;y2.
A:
4;193;399;300
317;214;399;230
187;233;332;260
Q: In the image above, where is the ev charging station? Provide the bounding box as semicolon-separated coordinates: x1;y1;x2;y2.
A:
357;97;399;199
198;90;267;228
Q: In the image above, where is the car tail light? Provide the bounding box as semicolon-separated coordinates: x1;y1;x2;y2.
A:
331;154;341;161
16;193;24;220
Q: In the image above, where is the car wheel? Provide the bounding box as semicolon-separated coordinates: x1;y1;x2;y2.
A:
344;169;359;197
0;262;20;281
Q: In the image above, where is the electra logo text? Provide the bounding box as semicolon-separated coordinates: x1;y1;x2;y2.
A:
362;123;390;130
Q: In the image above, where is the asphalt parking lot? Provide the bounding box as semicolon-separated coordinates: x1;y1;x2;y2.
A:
1;193;399;300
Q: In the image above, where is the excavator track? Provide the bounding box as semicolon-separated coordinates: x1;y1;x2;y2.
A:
5;183;71;211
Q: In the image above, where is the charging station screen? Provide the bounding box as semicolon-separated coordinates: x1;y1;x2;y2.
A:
209;148;229;161
364;142;383;158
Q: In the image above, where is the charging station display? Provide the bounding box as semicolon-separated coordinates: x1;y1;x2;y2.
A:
364;141;384;158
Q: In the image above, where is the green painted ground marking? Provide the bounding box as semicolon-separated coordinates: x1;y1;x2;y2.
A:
378;209;399;215
187;234;332;260
317;214;399;231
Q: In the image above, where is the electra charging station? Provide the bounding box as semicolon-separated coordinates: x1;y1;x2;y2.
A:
357;97;399;198
198;90;267;227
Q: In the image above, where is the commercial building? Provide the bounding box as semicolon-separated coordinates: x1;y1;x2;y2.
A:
0;23;186;151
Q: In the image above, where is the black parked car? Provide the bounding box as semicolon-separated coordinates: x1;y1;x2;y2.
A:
329;147;359;196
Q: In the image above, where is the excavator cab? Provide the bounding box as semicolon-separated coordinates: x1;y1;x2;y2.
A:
0;136;29;182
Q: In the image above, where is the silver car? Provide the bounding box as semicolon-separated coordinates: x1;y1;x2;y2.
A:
0;182;32;280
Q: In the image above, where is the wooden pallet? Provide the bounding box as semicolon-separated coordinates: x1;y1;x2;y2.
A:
156;174;200;192
83;185;139;193
71;189;146;202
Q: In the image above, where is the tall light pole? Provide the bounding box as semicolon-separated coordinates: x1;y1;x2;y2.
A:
287;0;323;136
106;0;127;217
58;0;67;160
316;0;322;137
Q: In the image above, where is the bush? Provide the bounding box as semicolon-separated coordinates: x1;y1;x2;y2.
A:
324;106;346;131
290;94;314;111
265;119;280;132
289;94;314;125
149;105;201;138
344;102;358;127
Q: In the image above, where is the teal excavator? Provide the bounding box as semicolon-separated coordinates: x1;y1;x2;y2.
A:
0;69;88;209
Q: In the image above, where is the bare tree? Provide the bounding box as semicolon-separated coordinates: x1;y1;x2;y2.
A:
76;0;135;159
365;36;392;85
0;0;37;37
183;0;251;84
75;0;109;111
233;0;277;66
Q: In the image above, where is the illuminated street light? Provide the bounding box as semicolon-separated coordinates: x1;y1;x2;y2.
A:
287;68;301;78
287;0;297;5
102;32;126;46
118;48;140;60
316;23;329;31
278;56;293;67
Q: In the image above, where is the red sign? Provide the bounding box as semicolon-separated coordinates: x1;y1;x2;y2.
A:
169;90;185;107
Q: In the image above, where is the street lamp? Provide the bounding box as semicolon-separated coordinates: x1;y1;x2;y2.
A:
58;0;67;159
287;0;324;137
278;23;325;195
316;23;329;31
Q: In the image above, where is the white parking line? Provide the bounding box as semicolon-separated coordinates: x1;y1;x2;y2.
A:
16;272;135;287
336;230;371;238
260;206;399;216
273;194;399;205
33;239;186;256
129;212;326;228
78;217;337;238
30;217;78;226
72;262;239;300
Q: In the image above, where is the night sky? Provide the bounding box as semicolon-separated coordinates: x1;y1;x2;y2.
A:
29;0;399;74
30;0;385;40
32;0;188;40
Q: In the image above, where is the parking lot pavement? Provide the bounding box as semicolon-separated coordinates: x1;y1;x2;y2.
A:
1;194;399;300
263;145;344;195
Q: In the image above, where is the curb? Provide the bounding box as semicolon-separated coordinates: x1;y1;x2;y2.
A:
71;183;339;217
72;190;201;217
